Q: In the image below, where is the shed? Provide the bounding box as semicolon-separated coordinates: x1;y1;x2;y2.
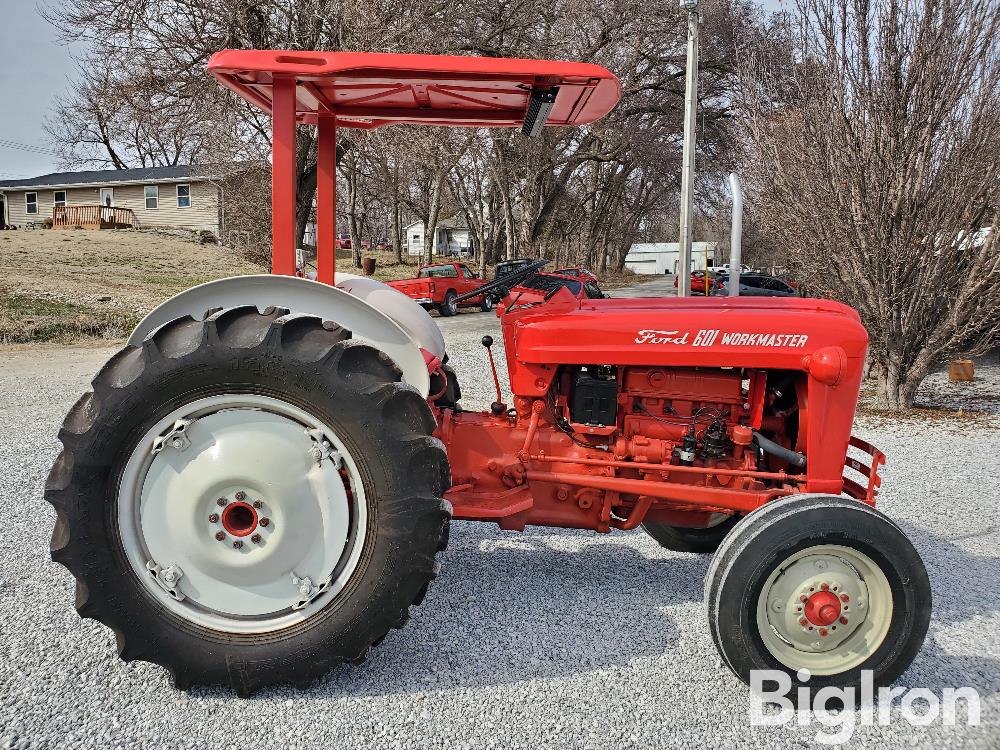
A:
625;242;718;275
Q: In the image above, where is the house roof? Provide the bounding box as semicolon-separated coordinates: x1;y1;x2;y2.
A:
0;165;223;191
403;216;470;231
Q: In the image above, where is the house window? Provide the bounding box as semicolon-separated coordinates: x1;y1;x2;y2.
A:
53;191;67;207
144;185;159;209
176;184;191;208
26;192;37;214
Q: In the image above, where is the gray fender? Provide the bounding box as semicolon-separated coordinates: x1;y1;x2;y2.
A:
332;273;446;361
128;275;434;396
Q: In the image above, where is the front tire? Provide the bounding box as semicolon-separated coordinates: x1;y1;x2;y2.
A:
705;495;930;693
480;294;494;313
46;306;451;695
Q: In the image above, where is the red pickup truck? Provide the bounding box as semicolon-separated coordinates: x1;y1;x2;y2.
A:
387;262;492;316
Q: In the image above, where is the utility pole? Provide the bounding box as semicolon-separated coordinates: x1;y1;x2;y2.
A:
676;0;699;298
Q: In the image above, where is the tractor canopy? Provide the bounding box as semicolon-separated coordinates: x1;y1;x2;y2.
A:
207;49;621;130
206;49;620;283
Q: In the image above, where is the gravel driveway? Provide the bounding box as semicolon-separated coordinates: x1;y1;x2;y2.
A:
1;286;997;749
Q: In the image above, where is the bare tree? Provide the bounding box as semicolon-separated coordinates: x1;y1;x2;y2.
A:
44;0;752;272
738;0;1000;410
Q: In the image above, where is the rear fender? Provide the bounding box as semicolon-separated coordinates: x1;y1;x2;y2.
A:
128;275;435;396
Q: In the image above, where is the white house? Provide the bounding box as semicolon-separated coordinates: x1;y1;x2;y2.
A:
0;165;223;234
405;216;473;257
625;242;718;275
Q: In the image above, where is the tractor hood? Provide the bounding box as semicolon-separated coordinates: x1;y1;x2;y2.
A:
502;295;869;396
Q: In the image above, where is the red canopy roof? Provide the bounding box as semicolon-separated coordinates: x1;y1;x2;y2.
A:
207;49;620;129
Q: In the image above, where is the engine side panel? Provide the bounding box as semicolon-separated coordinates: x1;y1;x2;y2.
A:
497;296;868;494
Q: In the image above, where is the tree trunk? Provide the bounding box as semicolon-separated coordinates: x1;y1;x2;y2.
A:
872;352;929;411
391;199;403;263
344;159;362;268
420;170;446;265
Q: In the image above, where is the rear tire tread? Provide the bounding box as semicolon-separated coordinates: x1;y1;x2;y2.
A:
45;306;452;696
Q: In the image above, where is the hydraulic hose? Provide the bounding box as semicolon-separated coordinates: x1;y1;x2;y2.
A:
752;430;807;470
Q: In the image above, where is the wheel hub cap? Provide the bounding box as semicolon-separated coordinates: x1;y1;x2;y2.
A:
118;394;368;634
221;500;259;537
803;590;841;627
755;544;893;675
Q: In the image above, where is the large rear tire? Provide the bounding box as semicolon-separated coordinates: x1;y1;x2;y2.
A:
705;495;930;694
46;306;451;696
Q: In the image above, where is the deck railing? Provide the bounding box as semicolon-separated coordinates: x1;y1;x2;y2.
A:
52;205;135;230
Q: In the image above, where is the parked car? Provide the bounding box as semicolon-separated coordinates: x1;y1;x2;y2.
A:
387;262;492;316
491;258;538;297
494;258;536;280
505;272;607;305
674;270;724;295
553;266;599;284
710;273;799;297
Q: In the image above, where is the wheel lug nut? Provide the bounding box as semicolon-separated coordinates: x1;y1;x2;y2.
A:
235;491;246;501
820;582;829;591
799;595;808;602
259;517;270;527
253;500;263;509
209;513;219;523
840;593;850;602
251;533;261;544
233;540;244;549
217;498;228;507
799;617;808;626
215;531;225;541
819;628;829;636
840;617;849;625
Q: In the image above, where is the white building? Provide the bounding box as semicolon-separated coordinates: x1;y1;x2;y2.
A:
625;242;718;275
405;216;473;257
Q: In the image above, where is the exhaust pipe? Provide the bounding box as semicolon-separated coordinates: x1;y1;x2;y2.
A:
727;173;743;297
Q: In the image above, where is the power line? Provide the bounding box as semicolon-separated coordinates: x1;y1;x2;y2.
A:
0;138;60;156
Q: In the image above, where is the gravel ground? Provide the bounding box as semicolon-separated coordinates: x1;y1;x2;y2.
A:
1;295;997;749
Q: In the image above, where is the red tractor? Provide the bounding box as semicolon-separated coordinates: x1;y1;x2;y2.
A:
47;50;930;697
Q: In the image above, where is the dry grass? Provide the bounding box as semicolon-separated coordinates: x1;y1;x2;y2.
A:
0;231;642;344
0;228;265;344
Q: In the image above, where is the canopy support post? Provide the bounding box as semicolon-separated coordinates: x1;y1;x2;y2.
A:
317;114;337;285
271;76;297;276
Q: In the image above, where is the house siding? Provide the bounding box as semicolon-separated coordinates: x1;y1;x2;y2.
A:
2;180;220;234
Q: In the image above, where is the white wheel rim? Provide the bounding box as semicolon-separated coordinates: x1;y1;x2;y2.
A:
756;544;893;675
117;394;368;634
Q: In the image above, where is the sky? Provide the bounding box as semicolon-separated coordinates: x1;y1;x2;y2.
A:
0;3;80;179
0;1;789;180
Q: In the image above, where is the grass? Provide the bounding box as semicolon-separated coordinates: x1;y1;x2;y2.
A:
0;291;141;344
0;229;264;345
0;230;643;345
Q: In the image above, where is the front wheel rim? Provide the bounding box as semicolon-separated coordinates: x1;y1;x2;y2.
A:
755;544;893;675
117;393;368;634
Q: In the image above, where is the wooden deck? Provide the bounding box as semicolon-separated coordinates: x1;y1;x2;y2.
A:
53;205;134;230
